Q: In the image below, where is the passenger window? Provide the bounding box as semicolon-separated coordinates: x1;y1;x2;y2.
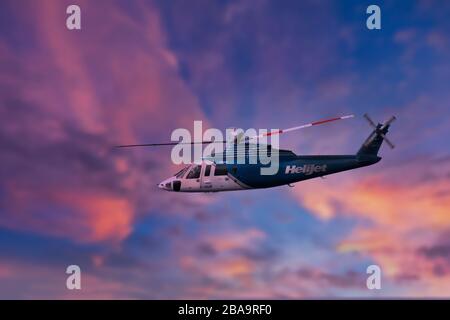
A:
186;165;201;179
214;164;228;176
204;165;211;177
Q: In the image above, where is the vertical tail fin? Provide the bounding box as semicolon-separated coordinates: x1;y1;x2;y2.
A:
357;124;389;156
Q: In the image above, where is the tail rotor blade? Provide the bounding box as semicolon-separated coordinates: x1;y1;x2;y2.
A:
363;113;396;149
364;133;395;149
363;113;377;129
380;115;396;131
363;132;377;147
380;134;395;149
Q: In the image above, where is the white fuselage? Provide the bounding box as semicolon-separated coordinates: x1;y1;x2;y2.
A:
158;162;247;192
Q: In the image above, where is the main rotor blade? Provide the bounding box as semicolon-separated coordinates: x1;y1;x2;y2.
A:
247;114;354;141
115;114;354;148
114;141;226;148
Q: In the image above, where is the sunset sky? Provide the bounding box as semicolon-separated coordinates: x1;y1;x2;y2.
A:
0;0;450;298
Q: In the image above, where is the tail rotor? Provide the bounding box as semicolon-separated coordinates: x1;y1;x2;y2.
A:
363;113;396;149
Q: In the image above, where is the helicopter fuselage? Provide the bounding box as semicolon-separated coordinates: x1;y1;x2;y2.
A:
158;118;393;193
158;153;381;192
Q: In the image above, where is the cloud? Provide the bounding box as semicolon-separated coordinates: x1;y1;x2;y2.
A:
202;228;265;253
292;157;450;227
0;257;136;299
1;0;450;299
0;0;210;243
289;155;450;295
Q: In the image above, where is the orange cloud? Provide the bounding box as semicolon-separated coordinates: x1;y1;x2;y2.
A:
1;185;134;243
292;161;450;231
53;191;134;243
289;158;450;295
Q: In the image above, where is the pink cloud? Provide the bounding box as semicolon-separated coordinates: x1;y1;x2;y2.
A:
204;228;266;252
0;0;210;243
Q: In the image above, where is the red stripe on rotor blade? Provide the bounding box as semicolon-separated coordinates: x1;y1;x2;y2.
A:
311;117;341;126
264;129;283;136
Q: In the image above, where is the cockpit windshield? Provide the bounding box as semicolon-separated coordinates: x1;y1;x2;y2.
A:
174;165;190;178
186;165;201;179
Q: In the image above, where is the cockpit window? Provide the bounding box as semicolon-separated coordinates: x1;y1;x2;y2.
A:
186;165;201;179
174;166;189;178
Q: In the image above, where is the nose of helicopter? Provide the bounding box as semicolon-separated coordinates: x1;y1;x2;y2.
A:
158;178;173;191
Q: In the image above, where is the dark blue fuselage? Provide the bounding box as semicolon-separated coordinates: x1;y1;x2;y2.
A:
223;153;381;189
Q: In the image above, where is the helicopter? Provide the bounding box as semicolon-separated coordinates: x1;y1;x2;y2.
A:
115;114;395;193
